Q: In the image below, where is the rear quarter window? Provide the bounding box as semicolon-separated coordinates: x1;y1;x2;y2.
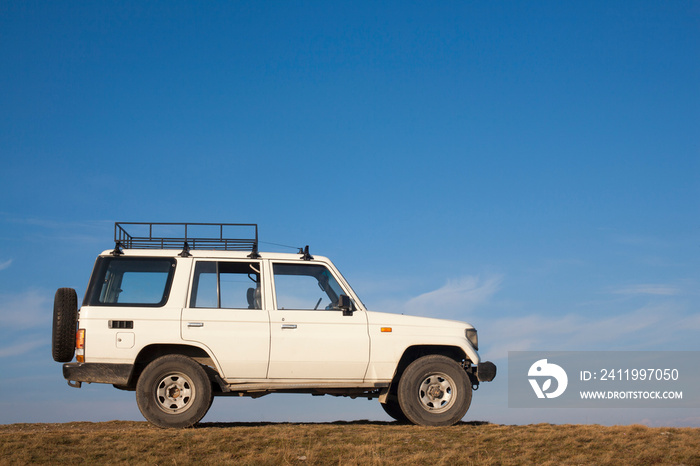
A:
85;257;176;307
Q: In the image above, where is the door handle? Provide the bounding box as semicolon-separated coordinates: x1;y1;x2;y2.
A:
187;322;204;328
281;324;297;330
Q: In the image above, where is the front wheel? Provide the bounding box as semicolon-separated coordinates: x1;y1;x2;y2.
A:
397;355;472;426
136;355;213;428
380;395;408;423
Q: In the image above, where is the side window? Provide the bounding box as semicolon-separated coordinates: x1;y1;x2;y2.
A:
189;262;217;307
190;261;261;309
273;263;345;310
86;257;176;307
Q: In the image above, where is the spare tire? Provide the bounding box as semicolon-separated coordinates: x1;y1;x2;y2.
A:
52;288;78;363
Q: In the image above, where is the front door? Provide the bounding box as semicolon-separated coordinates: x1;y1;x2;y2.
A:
267;262;370;380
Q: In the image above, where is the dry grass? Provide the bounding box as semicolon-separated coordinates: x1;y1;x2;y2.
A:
1;421;699;465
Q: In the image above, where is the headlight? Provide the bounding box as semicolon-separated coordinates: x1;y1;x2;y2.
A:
465;328;478;350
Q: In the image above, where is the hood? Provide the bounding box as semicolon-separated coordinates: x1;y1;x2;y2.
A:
365;310;474;330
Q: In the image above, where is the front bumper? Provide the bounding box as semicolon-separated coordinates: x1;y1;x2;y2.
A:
63;362;133;388
476;361;497;382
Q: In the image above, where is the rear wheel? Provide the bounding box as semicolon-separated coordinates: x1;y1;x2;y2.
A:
52;288;78;363
136;355;213;428
397;355;472;426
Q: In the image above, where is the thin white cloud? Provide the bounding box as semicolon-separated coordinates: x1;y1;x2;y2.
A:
403;274;503;320
0;338;45;358
677;312;700;330
5;217;111;231
481;301;693;360
611;284;681;296
1;216;111;246
0;259;12;271
0;290;51;329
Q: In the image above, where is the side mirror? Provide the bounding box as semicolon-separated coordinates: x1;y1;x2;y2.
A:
338;294;353;316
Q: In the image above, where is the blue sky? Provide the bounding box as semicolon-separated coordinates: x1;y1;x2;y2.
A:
1;1;698;426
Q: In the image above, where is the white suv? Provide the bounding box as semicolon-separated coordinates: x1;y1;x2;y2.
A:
52;223;496;428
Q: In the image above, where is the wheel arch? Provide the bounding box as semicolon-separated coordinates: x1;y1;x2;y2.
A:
389;345;468;393
124;344;222;391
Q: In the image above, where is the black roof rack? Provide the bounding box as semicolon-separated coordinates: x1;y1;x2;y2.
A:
114;223;259;254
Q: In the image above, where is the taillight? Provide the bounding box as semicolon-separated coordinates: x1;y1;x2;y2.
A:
76;329;85;362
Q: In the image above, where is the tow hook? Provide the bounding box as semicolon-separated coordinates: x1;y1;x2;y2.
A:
461;361;480;390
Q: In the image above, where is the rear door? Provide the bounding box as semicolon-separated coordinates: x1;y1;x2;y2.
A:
181;260;270;380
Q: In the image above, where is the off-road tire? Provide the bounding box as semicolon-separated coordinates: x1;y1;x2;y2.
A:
52;288;78;363
397;354;472;426
136;355;213;428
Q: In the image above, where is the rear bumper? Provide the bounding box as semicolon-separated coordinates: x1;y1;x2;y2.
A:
63;362;133;388
476;361;497;382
